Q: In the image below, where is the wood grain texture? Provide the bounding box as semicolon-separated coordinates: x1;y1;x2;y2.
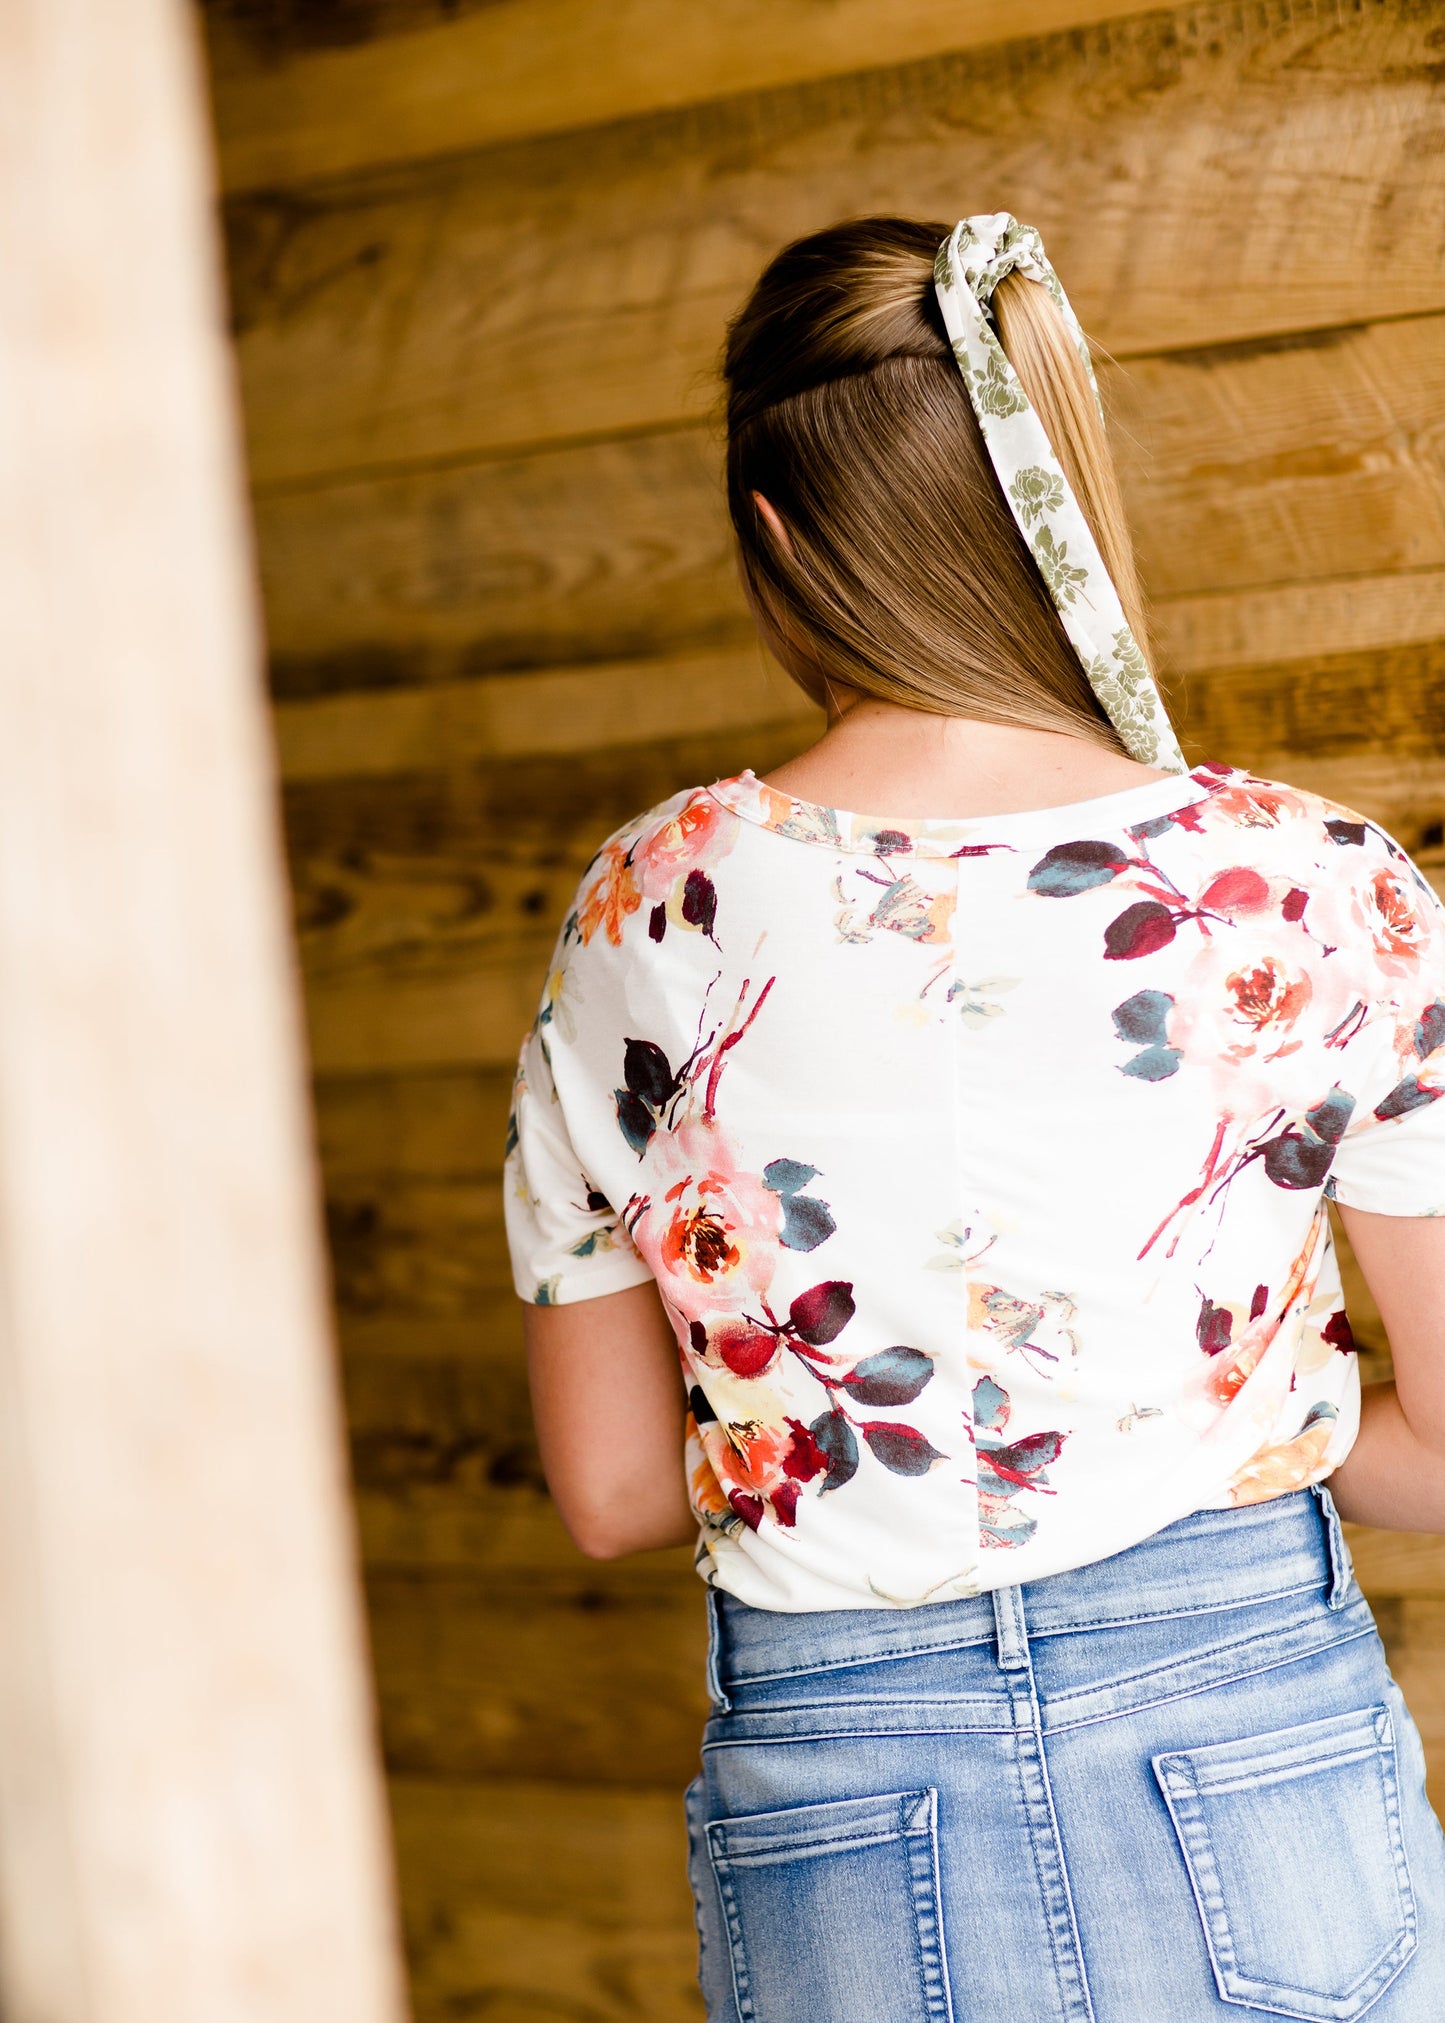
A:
1346;1527;1445;1598
277;647;814;782
205;0;1164;192
389;1776;702;2023
259;427;743;698
368;1568;707;1784
316;1065;512;1182
227;1;1445;486
253;313;1445;697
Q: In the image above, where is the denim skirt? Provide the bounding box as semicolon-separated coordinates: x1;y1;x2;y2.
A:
685;1488;1445;2021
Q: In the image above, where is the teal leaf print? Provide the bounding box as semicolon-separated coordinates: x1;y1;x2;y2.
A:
1258;1084;1357;1190
973;1374;1009;1432
1027;840;1130;896
779;1193;836;1252
764;1154;837;1251
1009;465;1065;526
811;1408;859;1492
838;1346;934;1408
1416;999;1445;1056
1112;988;1180;1081
862;1422;946;1476
1376;1074;1444;1120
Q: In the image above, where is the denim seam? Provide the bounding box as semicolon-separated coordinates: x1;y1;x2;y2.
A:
1043;1622;1378;1739
705;1588;733;1713
1006;1661;1097;2023
700;1625;1381;1755
1037;1607;1369;1720
710;1579;1331;1693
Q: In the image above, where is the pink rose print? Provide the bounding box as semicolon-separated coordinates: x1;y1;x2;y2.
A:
1168;938;1313;1073
633;791;734;944
630;1114;785;1319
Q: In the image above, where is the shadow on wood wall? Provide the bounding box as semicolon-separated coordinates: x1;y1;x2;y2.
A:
201;2;1445;2015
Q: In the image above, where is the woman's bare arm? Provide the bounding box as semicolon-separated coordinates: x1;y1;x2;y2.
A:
523;1279;696;1559
1326;1205;1445;1531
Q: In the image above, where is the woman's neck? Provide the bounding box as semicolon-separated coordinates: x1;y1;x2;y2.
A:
758;694;1171;819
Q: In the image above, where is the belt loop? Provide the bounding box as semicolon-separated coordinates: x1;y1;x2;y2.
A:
992;1582;1029;1670
704;1586;733;1710
1313;1482;1354;1610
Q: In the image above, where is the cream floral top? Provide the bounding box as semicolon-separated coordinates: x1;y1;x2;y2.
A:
505;762;1445;1611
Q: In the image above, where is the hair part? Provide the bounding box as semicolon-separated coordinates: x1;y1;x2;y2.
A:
723;217;1158;749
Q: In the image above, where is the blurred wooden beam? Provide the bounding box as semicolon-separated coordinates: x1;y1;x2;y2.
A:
204;0;1160;194
0;3;408;2018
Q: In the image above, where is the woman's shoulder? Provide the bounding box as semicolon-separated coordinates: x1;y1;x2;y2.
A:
563;779;740;955
1180;761;1408;865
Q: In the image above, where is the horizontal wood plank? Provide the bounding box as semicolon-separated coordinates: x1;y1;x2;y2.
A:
205;0;1162;193
1345;1526;1445;1598
277;647;814;783
228;2;1445;485
1178;638;1445;767
388;1775;701;2022
316;1066;513;1183
1154;569;1445;681
253;314;1445;696
367;1568;707;1785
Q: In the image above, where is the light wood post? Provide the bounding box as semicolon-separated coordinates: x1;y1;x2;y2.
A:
0;4;409;2018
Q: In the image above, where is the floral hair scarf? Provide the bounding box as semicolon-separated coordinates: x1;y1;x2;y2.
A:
934;214;1186;773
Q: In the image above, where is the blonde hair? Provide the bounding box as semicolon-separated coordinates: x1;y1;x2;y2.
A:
723;217;1156;750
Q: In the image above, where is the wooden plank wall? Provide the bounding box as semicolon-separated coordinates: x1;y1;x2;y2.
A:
201;2;1445;2015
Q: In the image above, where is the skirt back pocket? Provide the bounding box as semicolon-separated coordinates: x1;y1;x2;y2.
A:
1154;1704;1416;2020
706;1787;952;2023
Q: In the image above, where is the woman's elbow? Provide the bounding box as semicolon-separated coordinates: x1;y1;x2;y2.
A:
566;1510;634;1560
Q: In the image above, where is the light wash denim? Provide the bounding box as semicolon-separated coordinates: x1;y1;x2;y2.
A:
685;1488;1445;2021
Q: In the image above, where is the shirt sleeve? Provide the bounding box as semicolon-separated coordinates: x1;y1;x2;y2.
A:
1325;840;1445;1217
503;971;656;1307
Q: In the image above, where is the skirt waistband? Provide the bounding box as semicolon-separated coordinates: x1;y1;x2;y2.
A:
707;1487;1354;1691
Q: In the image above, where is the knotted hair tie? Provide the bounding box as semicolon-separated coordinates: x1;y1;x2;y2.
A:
933;215;1186;773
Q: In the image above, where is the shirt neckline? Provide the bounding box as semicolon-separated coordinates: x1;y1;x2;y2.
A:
704;762;1228;860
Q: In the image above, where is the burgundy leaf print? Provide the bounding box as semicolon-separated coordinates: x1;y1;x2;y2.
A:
789;1280;856;1346
1104;900;1177;961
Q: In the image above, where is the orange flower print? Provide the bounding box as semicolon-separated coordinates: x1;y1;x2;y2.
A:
576;839;641;946
633;793;733;901
1227;1400;1340;1506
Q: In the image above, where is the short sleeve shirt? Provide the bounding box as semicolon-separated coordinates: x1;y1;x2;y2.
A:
504;761;1445;1611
